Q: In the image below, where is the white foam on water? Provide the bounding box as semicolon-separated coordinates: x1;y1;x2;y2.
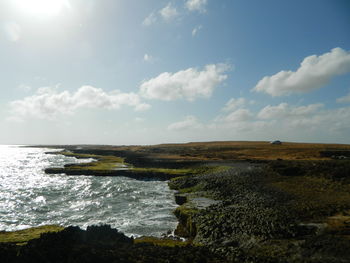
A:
0;145;178;237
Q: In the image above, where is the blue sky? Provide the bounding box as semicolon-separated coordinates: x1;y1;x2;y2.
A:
1;0;350;145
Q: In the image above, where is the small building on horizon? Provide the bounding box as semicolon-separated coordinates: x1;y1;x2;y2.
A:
270;140;282;145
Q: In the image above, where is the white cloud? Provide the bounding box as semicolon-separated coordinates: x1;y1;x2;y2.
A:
143;1;207;27
253;48;350;96
212;99;350;142
337;92;350;103
271;106;350;135
4;21;21;42
185;0;207;13
214;99;255;133
142;12;157;26
143;3;178;26
222;108;253;122
168;115;202;130
222;97;246;112
134;103;151;112
159;3;179;22
140;64;229;101
212;107;266;134
257;103;324;119
8;86;151;121
217;98;257;125
192;25;202;36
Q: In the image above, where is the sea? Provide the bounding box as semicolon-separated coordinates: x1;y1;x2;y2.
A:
0;145;178;237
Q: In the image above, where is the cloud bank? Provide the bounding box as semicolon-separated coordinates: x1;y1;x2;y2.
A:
254;48;350;96
9;86;150;121
211;99;350;142
140;64;228;101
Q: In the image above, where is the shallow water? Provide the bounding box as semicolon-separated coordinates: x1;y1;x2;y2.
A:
0;145;178;237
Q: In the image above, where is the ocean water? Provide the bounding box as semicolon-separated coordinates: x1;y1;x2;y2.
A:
0;145;178;237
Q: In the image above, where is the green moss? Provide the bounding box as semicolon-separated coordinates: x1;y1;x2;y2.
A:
58;151;103;159
178;184;205;194
0;225;64;245
55;151;126;172
69;161;122;171
194;165;231;175
132;167;193;175
133;166;231;177
174;206;199;218
173;204;200;238
134;236;188;247
51;150;231;181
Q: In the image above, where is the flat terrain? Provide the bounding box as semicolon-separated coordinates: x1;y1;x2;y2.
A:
77;140;350;160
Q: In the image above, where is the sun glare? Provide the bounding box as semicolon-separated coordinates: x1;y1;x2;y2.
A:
14;0;69;16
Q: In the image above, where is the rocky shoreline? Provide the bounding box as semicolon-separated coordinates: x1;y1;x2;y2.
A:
2;143;350;262
168;159;350;262
0;225;222;263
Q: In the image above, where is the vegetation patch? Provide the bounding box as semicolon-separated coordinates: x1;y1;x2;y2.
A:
45;150;128;176
133;141;350;161
178;184;206;194
60;151;125;170
268;159;350;182
173;204;200;238
50;151;103;159
47;150;232;181
134;236;188;247
268;174;350;221
0;225;64;245
132;167;193;175
133;165;230;177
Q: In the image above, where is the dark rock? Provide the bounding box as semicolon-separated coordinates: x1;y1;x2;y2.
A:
174;194;188;205
1;225;223;263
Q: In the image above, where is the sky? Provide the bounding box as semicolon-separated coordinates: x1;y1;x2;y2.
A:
0;0;350;145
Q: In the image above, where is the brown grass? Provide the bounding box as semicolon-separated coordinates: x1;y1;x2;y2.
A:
326;211;350;237
112;141;350;161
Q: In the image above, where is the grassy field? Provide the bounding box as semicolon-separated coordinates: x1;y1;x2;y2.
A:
99;141;350;161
